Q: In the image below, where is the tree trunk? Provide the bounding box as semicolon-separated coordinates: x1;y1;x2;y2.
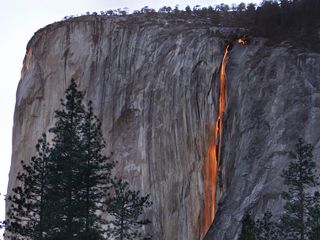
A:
299;161;305;240
120;204;124;240
85;123;91;233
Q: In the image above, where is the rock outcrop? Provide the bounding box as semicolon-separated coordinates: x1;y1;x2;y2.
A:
8;14;320;240
205;42;320;239
10;15;224;240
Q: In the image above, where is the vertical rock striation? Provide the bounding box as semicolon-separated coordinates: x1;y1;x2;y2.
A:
9;15;226;240
205;42;320;239
9;14;320;240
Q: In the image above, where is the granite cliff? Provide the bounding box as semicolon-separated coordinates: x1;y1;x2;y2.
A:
8;15;320;240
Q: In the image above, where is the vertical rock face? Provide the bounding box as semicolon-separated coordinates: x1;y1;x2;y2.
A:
205;43;320;239
9;15;320;240
9;15;225;240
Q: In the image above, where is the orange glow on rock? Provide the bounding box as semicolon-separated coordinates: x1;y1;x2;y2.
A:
217;44;232;168
238;38;248;45
203;38;247;236
203;123;218;235
203;43;231;236
20;48;33;79
26;48;33;70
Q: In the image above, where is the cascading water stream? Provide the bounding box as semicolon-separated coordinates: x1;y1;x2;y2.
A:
217;43;232;168
203;38;247;237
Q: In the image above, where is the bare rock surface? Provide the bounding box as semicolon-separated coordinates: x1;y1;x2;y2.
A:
8;15;320;240
9;15;225;240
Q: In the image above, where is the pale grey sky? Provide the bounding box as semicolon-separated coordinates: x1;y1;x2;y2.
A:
0;0;261;233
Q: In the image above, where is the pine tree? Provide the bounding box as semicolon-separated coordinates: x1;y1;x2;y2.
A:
47;79;87;239
309;191;320;240
256;211;279;240
0;214;3;230
47;79;114;239
78;101;115;239
5;79;152;239
280;138;318;240
106;178;152;240
5;134;52;240
238;212;256;240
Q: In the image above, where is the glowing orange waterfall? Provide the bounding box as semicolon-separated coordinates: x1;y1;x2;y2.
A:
203;38;247;236
217;43;231;166
203;43;230;235
203;119;219;236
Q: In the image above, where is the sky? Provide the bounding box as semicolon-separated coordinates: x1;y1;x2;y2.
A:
0;0;261;234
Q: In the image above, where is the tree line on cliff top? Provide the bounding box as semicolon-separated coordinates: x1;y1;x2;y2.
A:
238;138;320;240
2;80;152;240
64;0;320;52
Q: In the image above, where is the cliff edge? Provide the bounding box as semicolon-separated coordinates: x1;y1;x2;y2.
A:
8;15;320;240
